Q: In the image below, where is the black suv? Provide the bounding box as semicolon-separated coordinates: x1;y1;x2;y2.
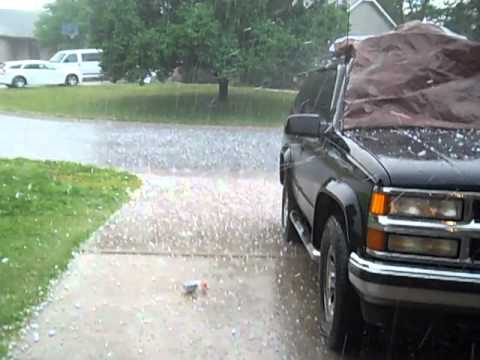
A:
279;31;480;350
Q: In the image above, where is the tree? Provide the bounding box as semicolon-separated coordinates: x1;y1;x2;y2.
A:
377;0;440;24
89;0;347;100
441;0;480;40
165;2;239;100
376;0;479;41
89;0;182;82
88;0;144;81
376;0;404;23
241;3;347;88
35;0;90;50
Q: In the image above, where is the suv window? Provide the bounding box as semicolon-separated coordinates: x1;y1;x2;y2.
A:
294;68;337;120
50;52;66;63
64;54;78;63
9;65;22;69
23;64;41;70
36;64;55;70
81;53;101;62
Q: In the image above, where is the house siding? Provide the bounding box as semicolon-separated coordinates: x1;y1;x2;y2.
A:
350;2;394;36
0;37;10;62
0;10;52;63
0;36;42;62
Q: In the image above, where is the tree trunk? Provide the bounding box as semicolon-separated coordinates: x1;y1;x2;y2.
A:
218;78;229;102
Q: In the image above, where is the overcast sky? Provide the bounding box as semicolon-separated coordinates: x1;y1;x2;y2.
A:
0;0;52;10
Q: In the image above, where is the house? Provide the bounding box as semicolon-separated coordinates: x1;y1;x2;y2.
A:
348;0;397;36
298;0;397;36
0;9;50;62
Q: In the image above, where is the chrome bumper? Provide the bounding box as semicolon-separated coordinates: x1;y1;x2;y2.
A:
349;253;480;310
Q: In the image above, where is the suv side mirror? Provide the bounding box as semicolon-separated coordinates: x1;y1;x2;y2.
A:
285;114;330;137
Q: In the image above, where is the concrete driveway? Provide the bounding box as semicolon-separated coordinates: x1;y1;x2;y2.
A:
12;174;338;360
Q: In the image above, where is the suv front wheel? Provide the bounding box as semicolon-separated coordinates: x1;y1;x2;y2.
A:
319;216;362;351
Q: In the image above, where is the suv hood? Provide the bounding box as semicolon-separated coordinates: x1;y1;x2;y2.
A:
346;128;480;191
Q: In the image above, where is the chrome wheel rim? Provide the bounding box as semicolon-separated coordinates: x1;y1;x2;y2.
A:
323;244;336;324
282;189;288;228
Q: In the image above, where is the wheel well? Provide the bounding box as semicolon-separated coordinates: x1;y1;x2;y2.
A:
13;76;26;83
312;193;346;250
67;74;79;80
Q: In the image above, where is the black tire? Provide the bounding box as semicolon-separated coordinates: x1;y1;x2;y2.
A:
319;216;362;351
12;76;26;88
65;74;79;86
282;181;300;243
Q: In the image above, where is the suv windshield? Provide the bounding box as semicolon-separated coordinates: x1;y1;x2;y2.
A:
49;52;66;63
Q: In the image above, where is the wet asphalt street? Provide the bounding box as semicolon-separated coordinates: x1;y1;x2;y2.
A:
3;114;477;359
0;114;280;175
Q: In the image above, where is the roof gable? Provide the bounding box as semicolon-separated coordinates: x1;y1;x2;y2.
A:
349;0;397;28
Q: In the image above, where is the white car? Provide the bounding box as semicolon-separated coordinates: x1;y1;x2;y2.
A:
49;49;103;80
0;60;82;88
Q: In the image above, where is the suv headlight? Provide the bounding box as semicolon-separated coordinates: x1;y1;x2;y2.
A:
370;192;463;220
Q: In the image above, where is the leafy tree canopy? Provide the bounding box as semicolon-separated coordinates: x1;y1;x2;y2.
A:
35;0;90;50
377;0;479;40
87;0;347;98
440;0;480;40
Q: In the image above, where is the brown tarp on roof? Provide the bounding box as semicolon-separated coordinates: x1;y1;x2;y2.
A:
343;22;480;130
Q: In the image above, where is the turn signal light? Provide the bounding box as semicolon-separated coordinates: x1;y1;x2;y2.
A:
370;192;389;215
367;228;386;251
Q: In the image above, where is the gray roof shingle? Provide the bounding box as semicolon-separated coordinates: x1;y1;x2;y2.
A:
0;9;41;38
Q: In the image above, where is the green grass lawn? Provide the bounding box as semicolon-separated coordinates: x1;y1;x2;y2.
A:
0;159;141;357
0;83;295;126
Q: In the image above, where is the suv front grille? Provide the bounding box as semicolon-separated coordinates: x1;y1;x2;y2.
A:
472;240;480;262
473;200;480;222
